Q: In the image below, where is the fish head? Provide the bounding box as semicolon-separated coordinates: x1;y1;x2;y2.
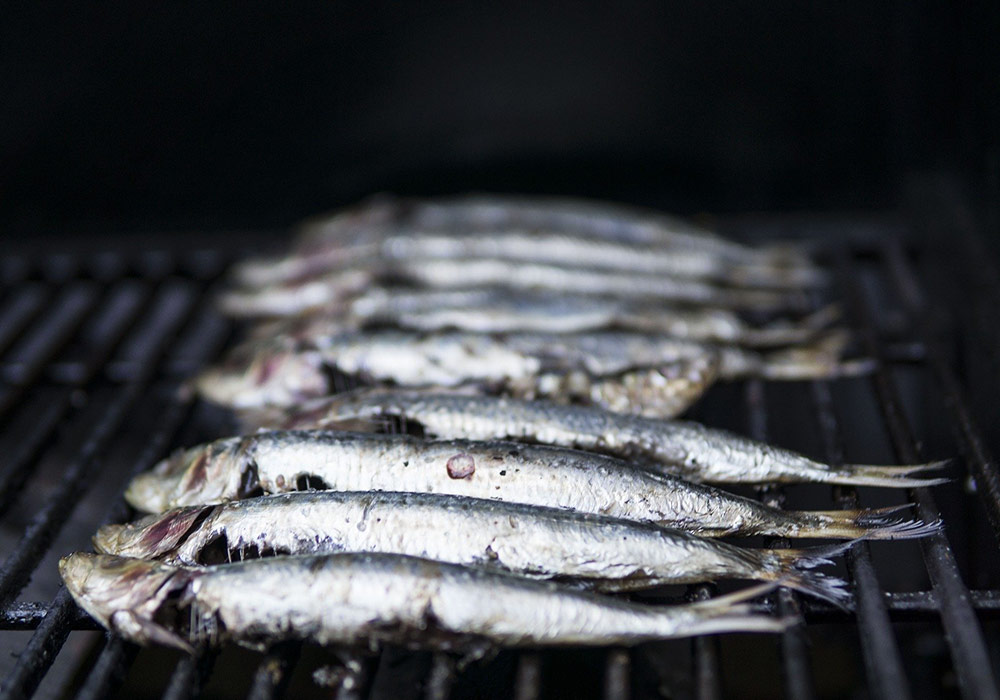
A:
94;505;214;559
59;553;197;652
125;438;253;513
193;346;329;409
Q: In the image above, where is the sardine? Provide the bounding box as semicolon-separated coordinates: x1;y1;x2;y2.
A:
332;288;837;346
124;430;940;541
60;552;790;653
94;490;850;604
220;258;806;318
234;228;826;292
193;329;868;414
243;390;948;489
297;194;810;267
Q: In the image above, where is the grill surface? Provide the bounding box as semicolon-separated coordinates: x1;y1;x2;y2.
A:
1;191;999;699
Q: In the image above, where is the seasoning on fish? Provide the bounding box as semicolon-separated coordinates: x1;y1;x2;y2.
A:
192;329;869;414
60;552;790;654
123;430;941;541
94;491;851;605
243;390;948;489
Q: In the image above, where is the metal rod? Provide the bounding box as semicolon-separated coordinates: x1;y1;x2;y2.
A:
842;246;1000;700
809;380;913;700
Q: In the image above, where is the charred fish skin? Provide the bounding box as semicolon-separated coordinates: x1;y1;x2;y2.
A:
60;552;789;653
93;491;849;604
124;430;941;541
257;390;947;488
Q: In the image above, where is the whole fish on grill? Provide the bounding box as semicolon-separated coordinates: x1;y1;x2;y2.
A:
241;389;948;489
232;228;826;294
60;552;790;653
220;258;809;319
124;430;940;541
94;490;851;605
236;194;820;288
192;329;869;415
244;289;839;347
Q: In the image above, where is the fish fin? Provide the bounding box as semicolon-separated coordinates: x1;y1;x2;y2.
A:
819;459;952;488
743;305;843;347
236;407;287;432
787;505;943;540
764;542;857;608
110;609;194;654
683;584;791;635
757;331;875;380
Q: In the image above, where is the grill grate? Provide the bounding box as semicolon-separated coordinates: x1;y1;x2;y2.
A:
1;200;999;699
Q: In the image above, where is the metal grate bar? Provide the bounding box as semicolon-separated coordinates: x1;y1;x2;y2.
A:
809;381;913;700
883;239;1000;543
72;636;137;700
602;649;630;700
745;379;816;700
513;653;541;700
246;642;301;700
423;653;457;700
161;653;217;700
842;248;1000;700
0;588;79;700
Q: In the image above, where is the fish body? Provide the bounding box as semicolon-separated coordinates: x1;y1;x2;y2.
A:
339;288;836;345
220;258;804;318
248;390;947;489
60;552;789;653
93;490;849;603
124;430;939;542
194;330;858;413
236;228;824;293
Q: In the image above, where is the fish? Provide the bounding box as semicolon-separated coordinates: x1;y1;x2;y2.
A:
192;329;869;414
286;288;839;346
219;258;808;318
123;430;941;541
299;194;813;268
94;490;851;605
241;389;949;489
232;228;826;292
59;552;791;654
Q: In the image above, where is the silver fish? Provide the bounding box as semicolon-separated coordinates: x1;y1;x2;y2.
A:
244;389;948;489
193;329;867;414
234;228;826;292
243;288;838;346
94;490;850;604
220;258;806;318
297;194;810;266
124;430;940;541
60;552;790;653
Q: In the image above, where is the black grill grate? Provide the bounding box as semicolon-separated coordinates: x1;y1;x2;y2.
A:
1;199;999;699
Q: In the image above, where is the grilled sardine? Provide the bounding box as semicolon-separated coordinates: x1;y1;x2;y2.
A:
124;430;940;541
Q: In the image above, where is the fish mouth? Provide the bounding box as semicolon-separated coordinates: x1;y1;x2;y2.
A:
60;553;200;652
125;439;256;513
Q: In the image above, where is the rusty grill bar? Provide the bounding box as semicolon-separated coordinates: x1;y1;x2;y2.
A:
0;202;998;699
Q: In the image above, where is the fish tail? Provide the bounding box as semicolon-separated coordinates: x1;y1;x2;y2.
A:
819;459;952;488
757;331;875;380
680;583;791;635
762;542;855;608
786;504;943;540
742;304;843;347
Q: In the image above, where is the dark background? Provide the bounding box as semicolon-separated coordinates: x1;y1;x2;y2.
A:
1;2;996;237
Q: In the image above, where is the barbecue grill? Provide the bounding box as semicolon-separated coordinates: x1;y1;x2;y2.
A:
0;181;996;700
